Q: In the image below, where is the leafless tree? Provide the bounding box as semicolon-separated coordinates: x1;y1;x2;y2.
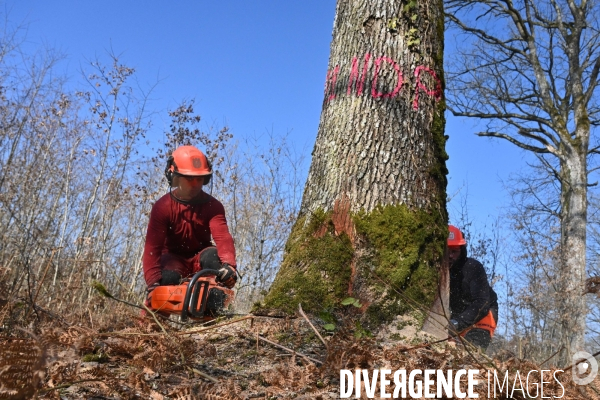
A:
0;20;315;331
0;43;160;322
445;0;600;365
498;166;566;362
213;133;306;311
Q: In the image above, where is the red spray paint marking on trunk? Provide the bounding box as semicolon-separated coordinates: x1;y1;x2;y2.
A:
371;56;403;98
325;54;442;109
324;65;340;101
347;53;371;96
412;65;442;110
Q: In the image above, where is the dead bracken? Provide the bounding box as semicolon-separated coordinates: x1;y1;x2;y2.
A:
0;307;598;399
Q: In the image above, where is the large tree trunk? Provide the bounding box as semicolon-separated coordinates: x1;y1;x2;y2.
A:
262;0;448;335
558;146;588;365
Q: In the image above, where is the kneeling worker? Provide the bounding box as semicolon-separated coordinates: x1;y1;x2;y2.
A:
142;145;238;309
447;225;498;350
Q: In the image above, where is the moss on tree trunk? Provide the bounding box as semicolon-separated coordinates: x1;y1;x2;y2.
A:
354;204;445;326
261;204;445;326
260;210;354;314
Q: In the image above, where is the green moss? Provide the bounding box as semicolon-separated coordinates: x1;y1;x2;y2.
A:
260;210;354;314
262;202;446;329
433;0;445;72
430;0;448;187
353;204;446;325
389;333;405;341
431;0;447;193
431;99;448;181
82;353;109;363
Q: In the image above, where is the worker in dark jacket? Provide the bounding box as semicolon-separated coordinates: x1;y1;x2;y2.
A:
447;225;498;350
142;145;237;304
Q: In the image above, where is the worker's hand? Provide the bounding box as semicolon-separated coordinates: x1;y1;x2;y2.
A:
147;282;160;295
217;263;237;288
141;282;160;318
448;319;461;337
145;282;160;304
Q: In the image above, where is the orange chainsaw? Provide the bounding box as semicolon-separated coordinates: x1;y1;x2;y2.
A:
148;270;235;321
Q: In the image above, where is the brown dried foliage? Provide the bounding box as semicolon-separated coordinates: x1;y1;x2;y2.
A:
0;337;45;399
0;309;598;399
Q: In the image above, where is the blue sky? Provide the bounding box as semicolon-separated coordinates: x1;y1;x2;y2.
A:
7;0;529;234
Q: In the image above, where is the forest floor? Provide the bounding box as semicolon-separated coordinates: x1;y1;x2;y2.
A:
2;303;600;400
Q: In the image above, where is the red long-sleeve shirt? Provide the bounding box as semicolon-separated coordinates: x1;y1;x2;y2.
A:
142;193;236;286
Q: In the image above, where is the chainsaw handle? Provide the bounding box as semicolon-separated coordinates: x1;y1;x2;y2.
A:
189;269;219;280
181;270;218;321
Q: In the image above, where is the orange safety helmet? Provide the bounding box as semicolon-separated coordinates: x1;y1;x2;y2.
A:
164;145;212;185
448;225;467;247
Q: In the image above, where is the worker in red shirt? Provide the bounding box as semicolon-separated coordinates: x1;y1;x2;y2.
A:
142;145;237;302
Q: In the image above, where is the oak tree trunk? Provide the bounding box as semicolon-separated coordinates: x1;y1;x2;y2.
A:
558;146;588;364
262;0;448;336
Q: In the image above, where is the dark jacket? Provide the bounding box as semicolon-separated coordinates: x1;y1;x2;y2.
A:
449;247;498;331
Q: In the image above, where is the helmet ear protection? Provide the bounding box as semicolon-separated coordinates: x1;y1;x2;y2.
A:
204;158;213;185
164;152;213;186
164;155;176;186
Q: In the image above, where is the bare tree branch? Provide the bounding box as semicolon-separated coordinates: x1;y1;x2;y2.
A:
476;131;554;154
446;0;600;363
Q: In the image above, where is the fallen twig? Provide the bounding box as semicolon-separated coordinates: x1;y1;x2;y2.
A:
563;348;600;372
188;367;219;383
176;315;254;336
256;335;322;365
140;302;189;366
92;280;142;309
142;302;170;335
398;335;452;352
298;303;327;347
95;315;254;338
92;280;187;326
39;378;127;394
539;346;564;368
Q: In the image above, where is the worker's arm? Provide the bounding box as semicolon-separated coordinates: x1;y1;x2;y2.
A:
207;200;237;267
142;197;170;287
207;199;237;288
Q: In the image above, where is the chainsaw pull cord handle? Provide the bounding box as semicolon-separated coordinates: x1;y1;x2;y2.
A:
181;269;218;321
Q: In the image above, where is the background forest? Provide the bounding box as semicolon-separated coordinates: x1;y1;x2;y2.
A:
0;41;305;321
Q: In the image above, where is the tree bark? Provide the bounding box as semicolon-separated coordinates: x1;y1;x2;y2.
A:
559;146;588;363
262;0;448;335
